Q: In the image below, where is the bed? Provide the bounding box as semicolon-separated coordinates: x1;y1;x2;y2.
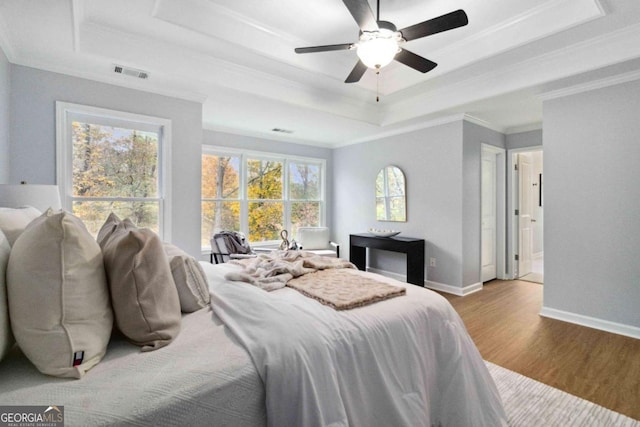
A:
0;258;507;426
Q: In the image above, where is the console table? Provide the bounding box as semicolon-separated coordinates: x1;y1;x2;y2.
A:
349;233;425;286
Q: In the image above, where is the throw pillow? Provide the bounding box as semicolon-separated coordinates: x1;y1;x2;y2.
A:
0;229;14;362
101;221;181;351
96;212;122;247
0;206;41;246
7;209;113;378
163;243;211;312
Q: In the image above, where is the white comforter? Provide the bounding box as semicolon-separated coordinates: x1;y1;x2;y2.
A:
204;263;507;427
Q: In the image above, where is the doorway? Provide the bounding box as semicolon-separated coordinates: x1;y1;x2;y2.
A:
481;144;506;283
511;149;544;283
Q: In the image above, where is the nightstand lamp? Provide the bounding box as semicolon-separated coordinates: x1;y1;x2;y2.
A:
0;184;62;212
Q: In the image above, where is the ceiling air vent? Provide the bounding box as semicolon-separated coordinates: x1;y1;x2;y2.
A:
272;128;294;134
114;65;149;80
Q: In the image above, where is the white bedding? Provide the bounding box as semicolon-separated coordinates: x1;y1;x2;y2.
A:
204;262;508;427
0;308;265;426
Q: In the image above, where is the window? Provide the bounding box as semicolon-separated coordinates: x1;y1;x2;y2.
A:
201;147;325;248
56;102;171;239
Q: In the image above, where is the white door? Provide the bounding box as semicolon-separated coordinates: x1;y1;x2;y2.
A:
481;149;497;282
518;153;534;277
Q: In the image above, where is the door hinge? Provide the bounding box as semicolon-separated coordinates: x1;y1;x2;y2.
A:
515;209;519;216
514;163;519;171
515;254;519;261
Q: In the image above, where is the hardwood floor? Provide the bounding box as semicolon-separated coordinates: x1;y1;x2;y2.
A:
438;280;640;421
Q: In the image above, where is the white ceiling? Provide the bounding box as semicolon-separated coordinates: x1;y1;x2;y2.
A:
1;0;640;147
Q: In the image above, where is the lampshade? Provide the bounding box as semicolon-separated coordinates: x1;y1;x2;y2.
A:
0;184;62;212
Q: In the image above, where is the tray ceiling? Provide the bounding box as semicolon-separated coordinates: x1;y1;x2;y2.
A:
1;0;640;146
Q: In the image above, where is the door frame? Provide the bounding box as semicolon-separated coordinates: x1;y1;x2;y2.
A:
508;146;543;279
480;144;507;280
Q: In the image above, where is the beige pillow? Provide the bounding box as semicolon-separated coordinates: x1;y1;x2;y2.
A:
0;229;14;362
101;221;181;351
0;206;41;246
164;243;211;312
7;210;113;378
96;212;122;247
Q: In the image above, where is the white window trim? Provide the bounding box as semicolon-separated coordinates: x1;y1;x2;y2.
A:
202;145;326;248
56;101;172;241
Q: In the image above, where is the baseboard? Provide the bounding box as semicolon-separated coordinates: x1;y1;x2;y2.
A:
426;280;483;296
540;306;640;340
366;267;483;296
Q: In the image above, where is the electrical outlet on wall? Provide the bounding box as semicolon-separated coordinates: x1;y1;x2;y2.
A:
430;257;436;267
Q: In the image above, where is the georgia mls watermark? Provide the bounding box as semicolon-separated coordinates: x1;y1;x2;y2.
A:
0;406;64;427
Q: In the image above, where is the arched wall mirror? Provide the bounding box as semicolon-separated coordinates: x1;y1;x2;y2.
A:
375;166;406;222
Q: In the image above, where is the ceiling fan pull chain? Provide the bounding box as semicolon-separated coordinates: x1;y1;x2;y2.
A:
376;69;380;102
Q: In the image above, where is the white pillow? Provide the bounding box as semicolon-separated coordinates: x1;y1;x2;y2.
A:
0;206;41;246
164;243;211;312
7;210;113;378
0;229;14;362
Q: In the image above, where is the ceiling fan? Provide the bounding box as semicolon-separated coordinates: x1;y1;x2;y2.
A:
295;0;468;83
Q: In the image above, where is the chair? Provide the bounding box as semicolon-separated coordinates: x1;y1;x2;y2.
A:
210;231;257;264
296;227;340;258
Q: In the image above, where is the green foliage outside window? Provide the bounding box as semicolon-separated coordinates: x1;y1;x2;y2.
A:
201;152;324;246
71;122;160;235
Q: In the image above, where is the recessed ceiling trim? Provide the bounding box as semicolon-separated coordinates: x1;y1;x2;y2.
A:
80;20;378;124
152;0;359;88
382;20;640;126
463;114;506;134
71;0;83;53
380;0;606;94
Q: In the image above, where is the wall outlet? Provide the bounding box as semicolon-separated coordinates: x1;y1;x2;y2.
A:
430;257;436;267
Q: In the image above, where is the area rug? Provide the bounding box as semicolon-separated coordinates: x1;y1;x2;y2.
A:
486;361;639;426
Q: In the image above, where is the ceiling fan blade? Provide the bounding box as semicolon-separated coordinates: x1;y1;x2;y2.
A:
395;49;437;73
295;43;354;54
345;60;368;83
400;9;468;42
342;0;378;32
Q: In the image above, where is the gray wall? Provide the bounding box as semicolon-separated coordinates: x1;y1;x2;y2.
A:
202;130;334;232
506;129;542;150
0;47;9;184
9;65;203;256
543;79;640;328
333;121;469;289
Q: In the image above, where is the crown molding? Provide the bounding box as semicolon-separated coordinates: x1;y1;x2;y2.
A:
538;68;640;100
335;113;467;147
462;114;507;134
504;122;543;135
9;56;209;104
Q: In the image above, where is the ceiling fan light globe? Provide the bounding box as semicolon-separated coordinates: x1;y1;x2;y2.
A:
356;37;398;69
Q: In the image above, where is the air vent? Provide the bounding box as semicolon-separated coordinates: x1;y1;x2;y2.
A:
113;64;149;80
272;128;294;134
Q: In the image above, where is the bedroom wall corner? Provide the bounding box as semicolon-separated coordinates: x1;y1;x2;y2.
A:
9;65;203;257
543;78;640;331
0;45;10;184
332;121;466;291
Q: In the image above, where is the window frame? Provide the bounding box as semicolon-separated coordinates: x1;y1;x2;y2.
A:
56;101;172;240
202;145;326;249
